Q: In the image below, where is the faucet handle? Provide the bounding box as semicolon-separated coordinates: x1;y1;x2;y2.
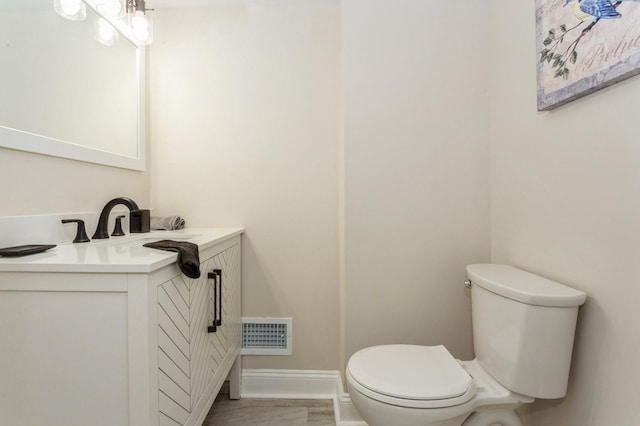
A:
61;219;91;243
112;215;126;237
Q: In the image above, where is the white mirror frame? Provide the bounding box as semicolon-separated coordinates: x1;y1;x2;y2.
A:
0;48;146;171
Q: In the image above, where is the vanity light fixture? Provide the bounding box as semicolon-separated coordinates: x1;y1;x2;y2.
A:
54;0;154;46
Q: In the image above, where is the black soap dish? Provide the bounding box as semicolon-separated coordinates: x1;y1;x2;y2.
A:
0;244;56;257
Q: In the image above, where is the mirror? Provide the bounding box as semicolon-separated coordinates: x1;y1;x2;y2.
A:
0;0;145;170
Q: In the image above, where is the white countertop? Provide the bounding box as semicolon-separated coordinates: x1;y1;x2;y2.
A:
0;228;243;274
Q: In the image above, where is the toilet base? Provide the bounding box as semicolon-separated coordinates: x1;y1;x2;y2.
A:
462;409;523;426
351;384;524;426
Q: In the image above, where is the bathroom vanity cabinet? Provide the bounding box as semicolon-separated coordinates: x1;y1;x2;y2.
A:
0;229;243;426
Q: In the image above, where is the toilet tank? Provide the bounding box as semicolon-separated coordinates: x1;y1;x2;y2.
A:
467;264;586;399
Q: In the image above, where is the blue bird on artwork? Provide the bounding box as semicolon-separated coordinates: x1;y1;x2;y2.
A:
566;0;640;21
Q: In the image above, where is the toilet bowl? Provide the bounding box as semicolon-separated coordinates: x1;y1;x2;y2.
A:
346;345;533;426
346;264;586;426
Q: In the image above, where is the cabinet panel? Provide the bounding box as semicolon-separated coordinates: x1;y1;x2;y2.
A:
159;371;191;411
158;328;190;378
189;256;215;411
159;392;189;425
159;412;182;426
158;307;190;357
158;350;190;393
213;242;241;367
158;276;193;423
158;285;190;338
157;239;242;426
225;243;242;351
0;291;129;425
160;279;190;325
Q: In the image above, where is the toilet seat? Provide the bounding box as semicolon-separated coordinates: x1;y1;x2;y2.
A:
347;345;476;409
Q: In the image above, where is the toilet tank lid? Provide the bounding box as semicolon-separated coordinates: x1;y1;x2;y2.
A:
466;264;586;307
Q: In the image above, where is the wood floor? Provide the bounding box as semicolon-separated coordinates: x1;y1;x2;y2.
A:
203;385;336;426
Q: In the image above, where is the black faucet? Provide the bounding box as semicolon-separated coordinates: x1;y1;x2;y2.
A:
92;197;151;239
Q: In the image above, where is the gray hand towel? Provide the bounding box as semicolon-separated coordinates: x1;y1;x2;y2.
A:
151;216;186;231
143;240;200;278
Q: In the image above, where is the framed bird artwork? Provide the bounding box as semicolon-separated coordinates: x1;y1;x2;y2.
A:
536;0;640;110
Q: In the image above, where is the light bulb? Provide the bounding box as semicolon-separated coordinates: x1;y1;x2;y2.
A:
131;10;149;41
98;0;123;17
54;0;86;21
98;18;117;44
60;0;81;16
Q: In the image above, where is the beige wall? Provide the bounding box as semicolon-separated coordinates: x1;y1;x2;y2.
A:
342;0;491;367
149;2;342;370
149;0;491;375
489;2;640;425
0;147;149;217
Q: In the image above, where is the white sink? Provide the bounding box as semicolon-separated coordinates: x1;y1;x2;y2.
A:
95;233;202;247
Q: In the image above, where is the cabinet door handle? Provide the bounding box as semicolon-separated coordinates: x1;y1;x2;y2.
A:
214;269;222;326
207;271;217;333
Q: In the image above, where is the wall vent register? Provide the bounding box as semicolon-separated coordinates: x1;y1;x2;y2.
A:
241;317;292;356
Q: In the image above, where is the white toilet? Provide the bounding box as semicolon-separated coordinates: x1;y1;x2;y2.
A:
346;264;587;426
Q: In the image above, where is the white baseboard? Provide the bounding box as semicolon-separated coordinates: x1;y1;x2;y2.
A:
241;369;367;426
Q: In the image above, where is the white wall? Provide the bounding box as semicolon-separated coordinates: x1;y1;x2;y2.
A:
489;2;640;425
342;0;491;366
149;1;342;370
